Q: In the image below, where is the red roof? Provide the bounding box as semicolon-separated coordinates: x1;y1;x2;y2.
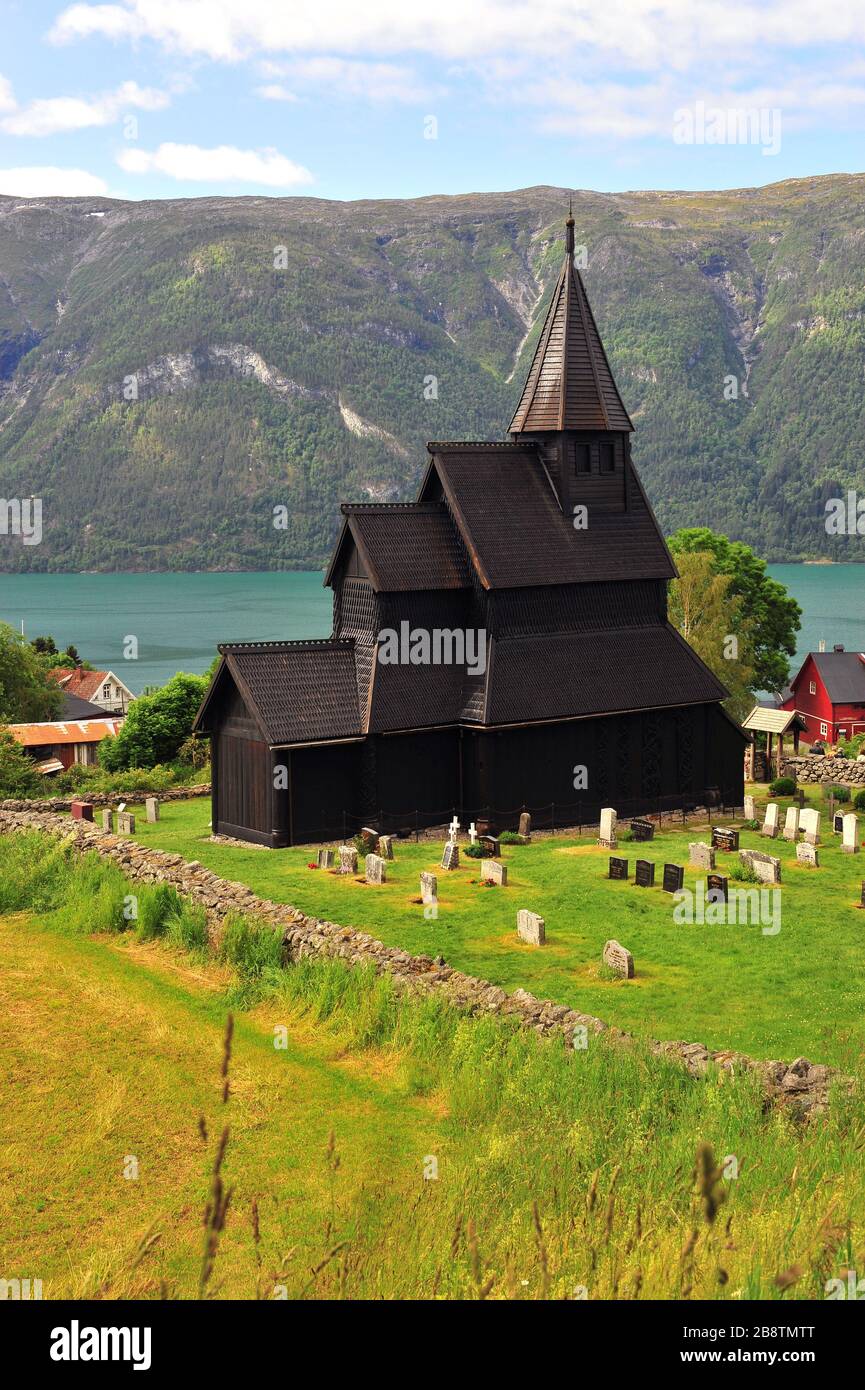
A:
7;718;121;748
49;668;113;702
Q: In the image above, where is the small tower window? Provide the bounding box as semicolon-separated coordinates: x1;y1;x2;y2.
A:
598;440;615;473
573;442;591;474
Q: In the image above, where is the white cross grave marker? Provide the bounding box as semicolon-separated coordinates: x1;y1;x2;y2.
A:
448;816;461;842
469;822;477;843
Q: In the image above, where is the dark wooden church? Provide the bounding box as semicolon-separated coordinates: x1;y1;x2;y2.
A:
194;217;745;846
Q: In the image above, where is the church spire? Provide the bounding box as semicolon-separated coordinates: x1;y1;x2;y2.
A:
509;213;633;435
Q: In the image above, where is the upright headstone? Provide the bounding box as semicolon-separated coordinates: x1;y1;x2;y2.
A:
603;939;634;979
117;811;136;835
635;859;655;888
517;910;545;945
338;844;358;874
796;841;819;868
70;800;94;822
365;853;386;885
711;827;739;852
479;835;500;856
518;811;532;842
441;842;459;871
482;859;508;886
833;813;844;834
799;807;821;845
761;803;779;838
597;807;617;849
420;871;438;904
782;806;799;842
101;809;114;833
317;848;334;870
707;872;729;903
145;796;160;823
630;819;655;842
608;856;629;880
841;813;860;854
377;834;394;860
689;841;715;871
359;826;378;852
739;848;781;884
662;863;684;894
743;794;756;821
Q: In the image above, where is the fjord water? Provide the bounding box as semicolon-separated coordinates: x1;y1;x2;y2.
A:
1;565;864;696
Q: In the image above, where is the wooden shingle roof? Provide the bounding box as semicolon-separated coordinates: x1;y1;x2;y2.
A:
326;502;470;592
197;641;362;747
510;217;633;434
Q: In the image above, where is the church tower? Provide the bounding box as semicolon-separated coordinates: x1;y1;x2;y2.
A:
509;213;633;519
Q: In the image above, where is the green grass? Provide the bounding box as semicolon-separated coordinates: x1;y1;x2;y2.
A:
2;834;865;1301
112;790;865;1069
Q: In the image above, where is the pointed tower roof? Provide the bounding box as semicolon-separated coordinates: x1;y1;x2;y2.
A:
510;214;633;434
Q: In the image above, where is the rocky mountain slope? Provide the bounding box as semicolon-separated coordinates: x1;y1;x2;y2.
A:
1;176;864;570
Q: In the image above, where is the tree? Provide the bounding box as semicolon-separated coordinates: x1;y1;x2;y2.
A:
667;528;801;693
668;551;756;723
100;672;209;771
0;623;63;723
0;728;42;797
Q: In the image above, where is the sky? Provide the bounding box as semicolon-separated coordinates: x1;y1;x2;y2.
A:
1;0;865;202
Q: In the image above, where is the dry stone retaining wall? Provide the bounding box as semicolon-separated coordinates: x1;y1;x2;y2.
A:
0;785;210;813
0;805;836;1115
784;756;865;786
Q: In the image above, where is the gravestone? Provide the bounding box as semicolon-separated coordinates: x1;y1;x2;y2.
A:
441;842;459;871
711;827;739;852
518;811;532;841
377;834;394;860
833;812;844;834
70;800;94;822
479;835;500;856
448;816;460;842
796;841;819;868
597;807;617;849
689;841;715;871
420;871;438;904
782;806;799;842
707;872;729;903
338;844;358;874
517;909;545;946
761;803;779;838
662;863;684;894
842;813;860;854
317;848;334;870
468;823;477;844
101;809;114;833
635;859;655;888
365;853;386;885
630;819;655;842
608;856;629;880
794;788;806;809
739;848;781;884
117;811;135;835
482;859;508;887
359;826;379;852
743;794;756;821
145;796;159;824
799;807;821;845
603;939;634;979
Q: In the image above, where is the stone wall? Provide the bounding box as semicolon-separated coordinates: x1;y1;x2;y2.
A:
783;756;865;786
0;804;837;1115
0;784;210;813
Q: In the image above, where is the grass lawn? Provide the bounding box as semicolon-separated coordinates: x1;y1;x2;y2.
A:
111;788;865;1068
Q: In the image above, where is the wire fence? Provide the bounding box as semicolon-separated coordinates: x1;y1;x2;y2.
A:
298;788;745;845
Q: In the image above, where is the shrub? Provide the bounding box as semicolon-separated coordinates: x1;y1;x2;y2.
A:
100;673;209;771
768;776;796;796
464;841;494;858
499;830;524;845
853;790;865;812
0;729;43;798
824;784;850;803
741;818;760;831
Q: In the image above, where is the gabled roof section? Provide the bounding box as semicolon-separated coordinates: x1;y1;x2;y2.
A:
423;444;675;589
194;640;362;747
510;216;633;434
742;706;807;735
324;502;471;593
808;650;865;704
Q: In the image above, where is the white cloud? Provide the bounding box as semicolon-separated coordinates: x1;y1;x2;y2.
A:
0;166;109;196
255;83;298;103
1;81;170;137
116;142;314;187
0;75;16;113
260;57;429;105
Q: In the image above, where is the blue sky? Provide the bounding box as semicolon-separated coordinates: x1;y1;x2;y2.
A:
1;0;865;202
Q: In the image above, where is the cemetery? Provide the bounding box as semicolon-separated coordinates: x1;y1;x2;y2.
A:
101;788;865;1067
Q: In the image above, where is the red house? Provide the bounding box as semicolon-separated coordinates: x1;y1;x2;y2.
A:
780;645;865;745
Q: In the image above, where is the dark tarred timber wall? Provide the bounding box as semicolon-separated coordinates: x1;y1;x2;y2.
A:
214;732;272;844
286;742;363;845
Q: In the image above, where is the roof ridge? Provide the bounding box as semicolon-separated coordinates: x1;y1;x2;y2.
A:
220;638;354;654
426;440;537;453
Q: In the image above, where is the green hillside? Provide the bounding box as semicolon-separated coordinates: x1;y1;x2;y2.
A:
1;176;864;571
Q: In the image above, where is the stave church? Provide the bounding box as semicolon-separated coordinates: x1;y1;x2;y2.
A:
194;215;745;846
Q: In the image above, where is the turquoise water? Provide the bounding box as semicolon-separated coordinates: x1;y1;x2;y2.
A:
1;564;863;696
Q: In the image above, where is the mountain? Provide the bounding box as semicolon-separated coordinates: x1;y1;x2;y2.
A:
1;176;865;571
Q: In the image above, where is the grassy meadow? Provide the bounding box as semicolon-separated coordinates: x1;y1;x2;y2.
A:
110;789;865;1068
2;830;865;1301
